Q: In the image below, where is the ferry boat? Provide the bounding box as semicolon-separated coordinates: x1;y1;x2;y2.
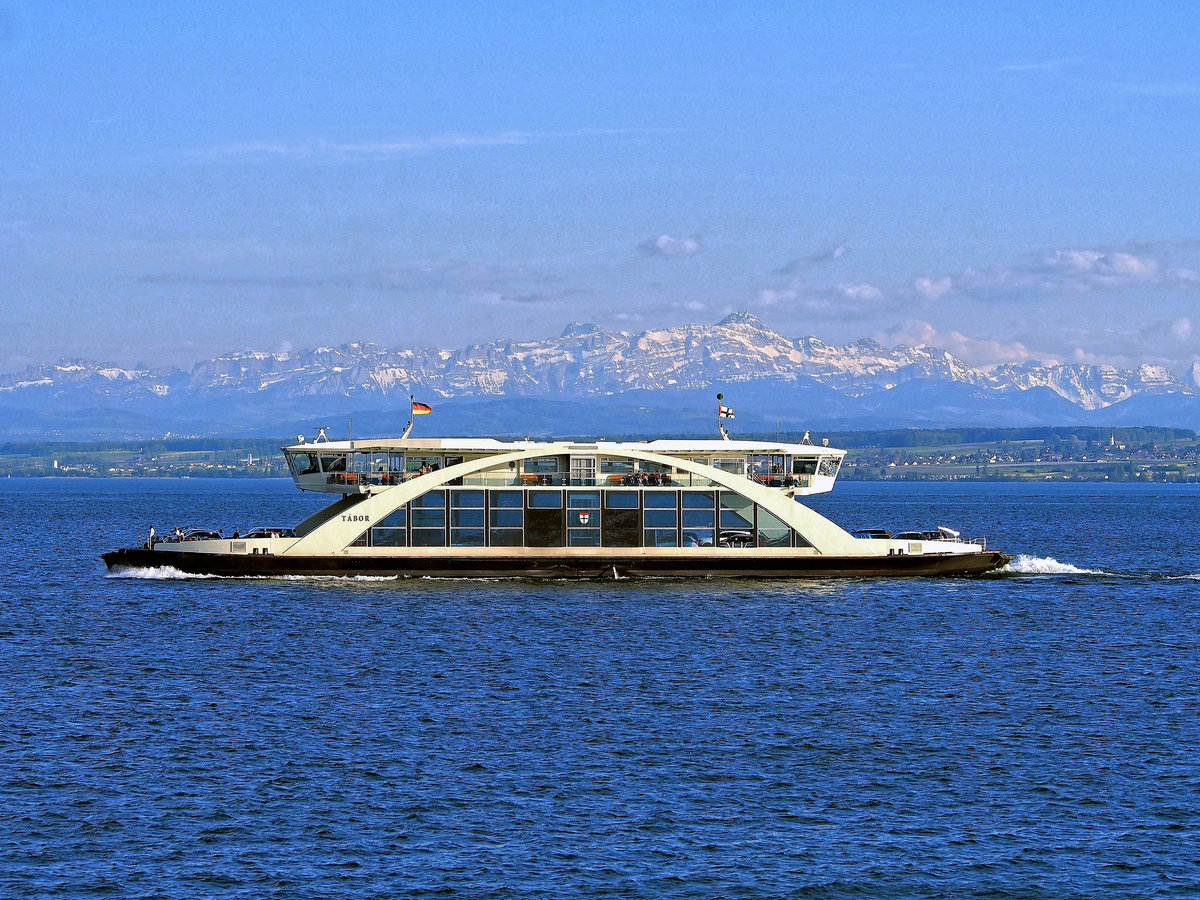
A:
102;427;1011;578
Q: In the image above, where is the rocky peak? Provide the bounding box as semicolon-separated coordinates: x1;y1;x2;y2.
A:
560;322;603;338
716;311;763;328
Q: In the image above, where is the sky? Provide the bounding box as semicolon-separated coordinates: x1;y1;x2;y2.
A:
2;1;1199;375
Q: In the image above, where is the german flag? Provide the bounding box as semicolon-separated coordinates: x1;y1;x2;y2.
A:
411;400;433;415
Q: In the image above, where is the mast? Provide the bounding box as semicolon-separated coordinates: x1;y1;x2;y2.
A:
716;393;732;441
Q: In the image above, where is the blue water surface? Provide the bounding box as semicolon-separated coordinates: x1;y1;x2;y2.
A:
1;479;1198;898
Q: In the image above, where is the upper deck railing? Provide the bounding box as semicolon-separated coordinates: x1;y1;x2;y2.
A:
285;442;841;494
315;469;821;491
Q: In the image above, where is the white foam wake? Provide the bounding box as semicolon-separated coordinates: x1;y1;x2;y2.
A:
1001;554;1105;576
106;565;218;580
107;567;403;582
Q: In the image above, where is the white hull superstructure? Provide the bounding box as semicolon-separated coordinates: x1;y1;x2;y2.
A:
104;434;1010;578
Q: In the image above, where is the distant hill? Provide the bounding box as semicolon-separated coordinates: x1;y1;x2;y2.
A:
3;313;1198;439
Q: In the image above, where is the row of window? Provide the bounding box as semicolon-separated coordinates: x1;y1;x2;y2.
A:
289;451;842;480
351;489;801;549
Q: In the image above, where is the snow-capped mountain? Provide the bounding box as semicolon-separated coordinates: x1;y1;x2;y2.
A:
2;313;1197;438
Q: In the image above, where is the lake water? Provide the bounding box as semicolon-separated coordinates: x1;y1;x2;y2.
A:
3;479;1199;898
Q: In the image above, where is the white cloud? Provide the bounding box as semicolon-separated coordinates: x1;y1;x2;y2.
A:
755;288;795;307
878;320;1036;367
1043;249;1158;282
1167;267;1200;286
1050;315;1200;370
997;58;1083;73
754;282;875;316
913;276;952;300
837;282;884;302
638;234;703;258
774;244;849;274
911;246;1184;303
205;133;534;161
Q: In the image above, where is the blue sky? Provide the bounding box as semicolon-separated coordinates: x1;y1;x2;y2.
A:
2;1;1198;374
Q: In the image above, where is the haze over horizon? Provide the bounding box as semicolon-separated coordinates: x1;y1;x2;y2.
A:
2;2;1198;376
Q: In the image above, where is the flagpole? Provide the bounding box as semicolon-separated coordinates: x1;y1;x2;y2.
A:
401;394;415;439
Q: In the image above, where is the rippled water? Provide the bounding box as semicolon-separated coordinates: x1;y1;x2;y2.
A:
3;479;1199;897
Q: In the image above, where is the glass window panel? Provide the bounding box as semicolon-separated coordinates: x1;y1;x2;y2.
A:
605;491;639;508
793;457;818;475
567;491;600;508
406;455;442;474
412;490;445;508
450;509;484;528
758;530;791;548
489;529;523;547
491;490;522;508
757;507;788;529
721;491;753;511
319;454;347;472
682;529;714;547
451;490;485;508
720;493;755;529
644;492;678;509
569;509;599;528
818;456;841;478
411;528;446;547
490;508;523;528
411;508;446;528
645;528;678;547
377;508;407;529
643;509;677;528
567;530;601;547
528;490;562;509
713;457;746;474
371;527;407;547
681;491;715;508
600;457;633;473
721;508;755;529
682;509;714;528
289;452;320;475
450;528;485;547
757;506;792;547
524;456;560;473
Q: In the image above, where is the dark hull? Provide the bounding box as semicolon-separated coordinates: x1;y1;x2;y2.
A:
103;547;1012;579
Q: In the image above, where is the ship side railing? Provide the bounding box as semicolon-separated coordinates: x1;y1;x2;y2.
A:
318;471;821;490
854;528;989;551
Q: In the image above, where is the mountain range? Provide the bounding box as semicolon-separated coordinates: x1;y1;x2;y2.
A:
3;313;1198;440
